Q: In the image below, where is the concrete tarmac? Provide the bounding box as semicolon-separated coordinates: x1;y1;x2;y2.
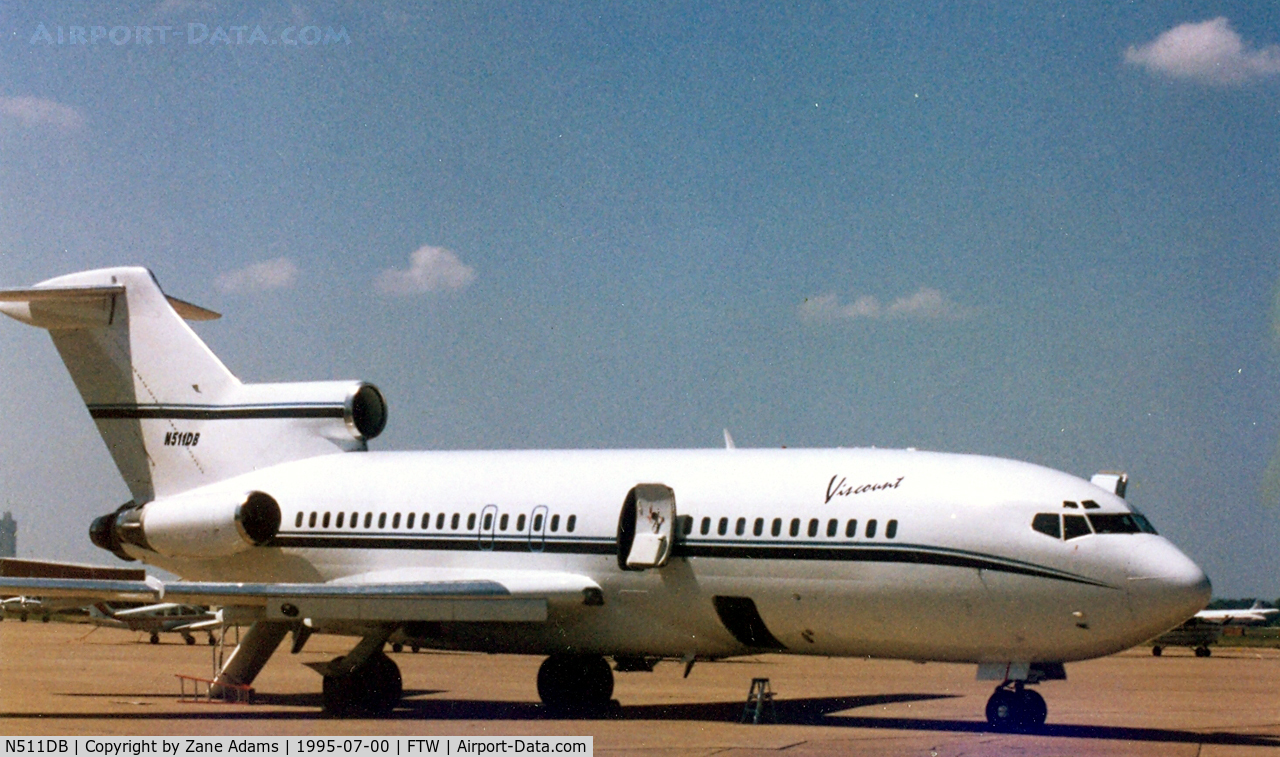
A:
2;621;1279;756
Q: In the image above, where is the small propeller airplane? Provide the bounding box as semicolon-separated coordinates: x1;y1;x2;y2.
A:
0;267;1209;728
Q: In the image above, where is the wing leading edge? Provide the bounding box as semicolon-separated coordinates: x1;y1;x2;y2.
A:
0;570;602;624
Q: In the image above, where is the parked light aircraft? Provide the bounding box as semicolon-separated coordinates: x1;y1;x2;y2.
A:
88;602;219;645
0;267;1210;728
1150;600;1278;657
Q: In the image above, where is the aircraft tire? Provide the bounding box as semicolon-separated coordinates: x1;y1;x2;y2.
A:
184;635;196;646
1151;646;1162;656
1195;646;1211;658
985;686;1047;731
536;654;613;709
392;643;403;653
150;633;160;644
322;652;402;718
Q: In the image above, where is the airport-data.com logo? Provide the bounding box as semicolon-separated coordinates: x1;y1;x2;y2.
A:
28;23;351;48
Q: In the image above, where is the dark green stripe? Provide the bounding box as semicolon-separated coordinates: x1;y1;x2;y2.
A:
269;533;1112;588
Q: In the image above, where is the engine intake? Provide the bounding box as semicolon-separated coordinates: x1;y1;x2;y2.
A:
91;490;281;559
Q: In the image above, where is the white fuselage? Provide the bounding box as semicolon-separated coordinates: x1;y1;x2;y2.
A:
129;446;1210;666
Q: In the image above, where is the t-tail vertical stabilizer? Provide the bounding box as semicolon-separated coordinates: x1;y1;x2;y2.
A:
0;267;386;502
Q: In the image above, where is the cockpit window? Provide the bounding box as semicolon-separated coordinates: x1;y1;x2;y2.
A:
1131;512;1158;534
1063;514;1092;540
1081;500;1101;510
1088;513;1141;534
1032;513;1061;539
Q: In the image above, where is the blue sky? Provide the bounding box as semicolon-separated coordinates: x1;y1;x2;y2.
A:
0;2;1278;596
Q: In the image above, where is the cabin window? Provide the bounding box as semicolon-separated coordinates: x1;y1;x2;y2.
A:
450;513;460;530
437;513;446;530
392;513;401;529
406;513;415;529
336;512;345;528
364;513;373;529
735;517;746;536
700;517;711;535
718;517;728;536
886;519;898;538
753;518;764;537
467;513;477;530
520;514;529;531
322;512;331;528
420;513;429;529
566;515;577;532
827;518;838;537
846;519;857;537
378;513;387;529
808;518;819;538
789;518;800;537
295;512;303;528
533;513;544;532
1063;514;1091;540
351;512;358;529
771;518;782;537
482;513;493;530
1088;513;1141;534
499;513;509;531
681;515;694;535
1032;513;1061;539
308;512;317;528
865;519;877;538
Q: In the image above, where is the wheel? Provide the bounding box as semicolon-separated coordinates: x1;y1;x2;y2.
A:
184;634;196;646
391;643;403;653
985;685;1046;731
41;615;49;623
1151;646;1162;656
1017;688;1047;728
411;645;420;654
207;634;217;646
1195;646;1211;657
19;613;27;622
150;633;160;644
322;652;402;717
986;689;1018;730
536;654;614;709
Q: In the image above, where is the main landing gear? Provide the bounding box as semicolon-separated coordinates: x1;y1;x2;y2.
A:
322;651;403;717
536;654;614;710
985;681;1047;731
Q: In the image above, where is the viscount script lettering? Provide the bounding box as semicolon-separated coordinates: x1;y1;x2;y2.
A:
826;475;904;504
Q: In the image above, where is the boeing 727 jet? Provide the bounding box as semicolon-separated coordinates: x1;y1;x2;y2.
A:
0;267;1209;728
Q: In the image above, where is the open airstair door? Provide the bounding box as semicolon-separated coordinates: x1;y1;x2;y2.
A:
617;484;676;570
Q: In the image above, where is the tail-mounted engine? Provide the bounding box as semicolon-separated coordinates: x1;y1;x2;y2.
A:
90;489;281;560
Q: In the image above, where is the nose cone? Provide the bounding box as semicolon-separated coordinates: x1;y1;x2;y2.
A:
1127;538;1212;638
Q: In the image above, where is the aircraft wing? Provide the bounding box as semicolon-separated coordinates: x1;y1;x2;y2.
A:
0;570;601;623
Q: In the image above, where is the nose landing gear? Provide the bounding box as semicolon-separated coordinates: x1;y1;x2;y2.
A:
985;680;1047;731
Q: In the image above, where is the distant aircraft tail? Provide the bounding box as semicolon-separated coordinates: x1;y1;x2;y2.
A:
0;267;386;502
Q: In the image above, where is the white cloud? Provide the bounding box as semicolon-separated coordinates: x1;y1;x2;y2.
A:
799;288;966;323
215;257;299;293
0;96;85;132
375;245;476;295
1125;18;1280;86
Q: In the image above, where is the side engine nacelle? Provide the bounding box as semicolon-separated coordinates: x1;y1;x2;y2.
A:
91;490;281;560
